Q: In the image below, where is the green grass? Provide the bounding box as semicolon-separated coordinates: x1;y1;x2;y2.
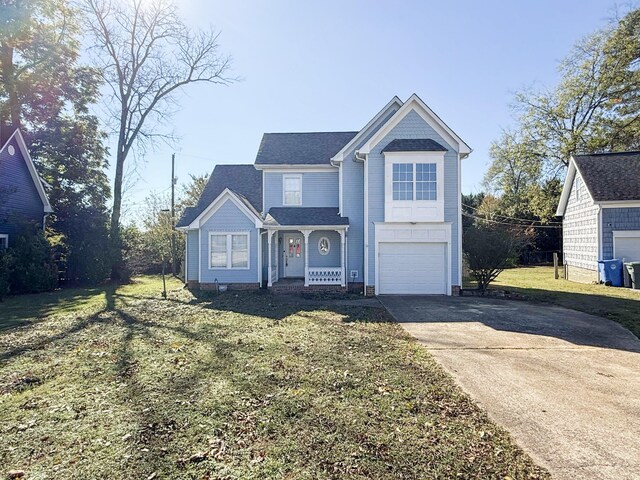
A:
488;266;640;338
0;277;547;479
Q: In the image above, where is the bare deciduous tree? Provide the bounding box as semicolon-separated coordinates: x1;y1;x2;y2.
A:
81;0;233;278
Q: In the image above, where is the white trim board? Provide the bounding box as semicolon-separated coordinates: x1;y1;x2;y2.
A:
254;165;337;172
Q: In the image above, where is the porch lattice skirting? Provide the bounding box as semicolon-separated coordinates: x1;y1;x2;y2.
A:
307;267;343;285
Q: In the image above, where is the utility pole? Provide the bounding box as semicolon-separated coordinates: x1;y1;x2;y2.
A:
170;153;177;276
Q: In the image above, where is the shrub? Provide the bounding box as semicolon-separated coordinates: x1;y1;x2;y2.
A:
0;250;10;301
6;224;58;294
463;225;525;292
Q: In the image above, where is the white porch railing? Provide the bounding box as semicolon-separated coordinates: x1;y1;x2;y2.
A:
270;266;278;284
307;267;343;285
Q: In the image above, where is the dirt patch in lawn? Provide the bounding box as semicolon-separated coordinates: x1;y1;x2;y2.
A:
0;277;548;479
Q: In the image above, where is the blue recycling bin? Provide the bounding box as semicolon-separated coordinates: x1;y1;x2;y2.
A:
598;259;624;287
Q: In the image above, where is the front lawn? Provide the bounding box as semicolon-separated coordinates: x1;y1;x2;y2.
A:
0;277;547;479
490;266;640;338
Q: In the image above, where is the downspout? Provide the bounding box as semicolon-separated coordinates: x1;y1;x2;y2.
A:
42;213;49;231
354;150;368;295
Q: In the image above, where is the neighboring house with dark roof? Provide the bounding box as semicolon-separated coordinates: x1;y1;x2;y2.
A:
0;125;53;250
177;94;471;295
556;152;640;283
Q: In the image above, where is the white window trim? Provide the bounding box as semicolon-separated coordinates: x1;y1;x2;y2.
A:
282;174;302;206
208;231;250;270
0;234;8;250
318;236;331;255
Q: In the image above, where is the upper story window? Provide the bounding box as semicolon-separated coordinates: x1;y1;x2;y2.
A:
392;164;413;200
416;163;437;200
392;163;437;201
283;174;302;206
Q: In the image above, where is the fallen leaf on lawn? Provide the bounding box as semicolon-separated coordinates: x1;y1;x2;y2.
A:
8;470;25;479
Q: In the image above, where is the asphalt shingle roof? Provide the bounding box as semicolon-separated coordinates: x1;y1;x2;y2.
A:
381;138;448;152
176;164;262;227
264;207;348;226
573;152;640;202
255;132;358;165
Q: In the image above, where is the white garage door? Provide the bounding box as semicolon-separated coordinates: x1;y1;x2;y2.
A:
614;233;640;262
378;242;447;295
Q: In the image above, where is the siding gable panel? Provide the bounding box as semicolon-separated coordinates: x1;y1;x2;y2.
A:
0;137;45;234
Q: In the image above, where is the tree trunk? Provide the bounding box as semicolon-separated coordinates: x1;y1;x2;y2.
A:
109;139;126;280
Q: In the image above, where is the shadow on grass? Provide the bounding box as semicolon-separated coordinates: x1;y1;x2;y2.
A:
0;284;119;332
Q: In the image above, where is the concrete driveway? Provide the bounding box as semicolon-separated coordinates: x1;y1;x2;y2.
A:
380;295;640;480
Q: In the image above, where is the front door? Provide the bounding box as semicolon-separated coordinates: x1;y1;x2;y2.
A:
284;233;304;277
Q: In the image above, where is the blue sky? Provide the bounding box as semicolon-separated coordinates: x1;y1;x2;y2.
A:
116;0;618;219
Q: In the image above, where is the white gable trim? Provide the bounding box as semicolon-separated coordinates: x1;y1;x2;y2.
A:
358;94;472;157
184;189;263;229
330;96;404;164
556;157;598;216
1;129;53;213
556;159;577;217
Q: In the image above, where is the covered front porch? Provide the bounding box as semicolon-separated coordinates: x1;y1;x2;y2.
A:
264;226;348;288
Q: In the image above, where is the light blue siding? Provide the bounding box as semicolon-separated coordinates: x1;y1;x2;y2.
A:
366;110;460;285
341;107;399;283
0;137;46;236
199;199;258;284
263;171;339;211
309;230;340;267
602;208;640;259
186;230;199;281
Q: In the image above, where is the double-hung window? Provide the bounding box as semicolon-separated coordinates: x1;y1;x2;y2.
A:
416;163;437;200
392;164;413;200
283;175;302;206
209;233;249;269
392;163;437;201
0;234;8;250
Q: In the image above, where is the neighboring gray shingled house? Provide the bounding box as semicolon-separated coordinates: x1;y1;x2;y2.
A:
556;152;640;283
177;94;471;294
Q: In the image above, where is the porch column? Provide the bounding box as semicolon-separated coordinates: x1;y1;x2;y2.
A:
301;229;311;287
339;229;346;287
274;233;279;282
267;230;274;287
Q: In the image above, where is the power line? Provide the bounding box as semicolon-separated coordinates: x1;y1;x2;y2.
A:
461;202;562;225
462;212;562;229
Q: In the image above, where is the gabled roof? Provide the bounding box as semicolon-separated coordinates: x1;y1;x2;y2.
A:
255;132;358;166
574;152;640;202
0;127;53;213
381;138;447;153
330;96;403;163
264;207;348;226
556;151;640;216
176;164;262;227
358;93;471;157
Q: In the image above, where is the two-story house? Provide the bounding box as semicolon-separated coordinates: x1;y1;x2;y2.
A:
176;94;471;295
0;125;53;250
